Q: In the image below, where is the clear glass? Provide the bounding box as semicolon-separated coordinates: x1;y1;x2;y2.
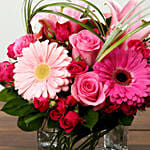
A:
37;128;58;150
37;119;111;150
37;124;110;150
103;125;128;150
37;128;104;150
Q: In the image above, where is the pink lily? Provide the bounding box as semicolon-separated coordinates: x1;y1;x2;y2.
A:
31;0;88;41
106;0;150;49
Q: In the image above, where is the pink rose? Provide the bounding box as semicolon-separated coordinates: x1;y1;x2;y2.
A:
60;111;83;133
71;72;107;110
55;22;73;42
66;95;77;106
67;60;89;77
7;34;35;59
69;30;102;66
128;40;150;59
0;61;14;83
33;96;50;112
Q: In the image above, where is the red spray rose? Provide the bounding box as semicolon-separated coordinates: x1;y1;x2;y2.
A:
66;95;77;106
67;60;89;77
120;103;137;116
145;97;150;107
50;99;66;121
103;99;120;113
7;34;35;59
128;40;150;59
7;43;15;59
0;61;14;83
60;111;83;133
33;96;50;112
50;109;63;121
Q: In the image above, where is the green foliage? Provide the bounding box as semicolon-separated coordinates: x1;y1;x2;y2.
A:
1;96;37;117
48;118;59;128
0;87;45;131
0;88;18;102
24;112;46;124
79;0;106;25
119;115;134;126
83;109;99;131
0;87;38;117
85;17;112;36
17;114;44;131
97;17;112;36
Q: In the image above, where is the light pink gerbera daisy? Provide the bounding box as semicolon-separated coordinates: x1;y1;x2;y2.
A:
14;40;72;101
93;48;150;106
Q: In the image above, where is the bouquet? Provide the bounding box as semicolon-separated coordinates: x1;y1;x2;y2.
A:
0;0;150;149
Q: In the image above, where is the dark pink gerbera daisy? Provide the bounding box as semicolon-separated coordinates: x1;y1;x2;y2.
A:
93;48;150;106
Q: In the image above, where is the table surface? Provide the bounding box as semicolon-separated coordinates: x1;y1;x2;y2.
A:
0;102;150;150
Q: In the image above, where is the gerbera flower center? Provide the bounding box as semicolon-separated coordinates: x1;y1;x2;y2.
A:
113;69;132;86
34;64;51;81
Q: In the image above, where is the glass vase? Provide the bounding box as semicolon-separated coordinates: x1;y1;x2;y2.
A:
37;119;111;150
103;125;128;150
37;128;106;150
37;128;59;150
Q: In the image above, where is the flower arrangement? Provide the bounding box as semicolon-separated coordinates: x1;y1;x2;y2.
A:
1;0;150;149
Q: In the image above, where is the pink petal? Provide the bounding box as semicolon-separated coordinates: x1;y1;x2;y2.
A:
106;0;121;26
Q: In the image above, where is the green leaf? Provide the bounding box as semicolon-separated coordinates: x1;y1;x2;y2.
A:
48;118;59;128
17;114;44;131
32;0;46;13
0;88;18;102
24;112;46;124
83;109;99;131
119;115;134;126
23;0;28;30
79;0;106;24
79;0;109;34
28;0;33;21
1;97;37;117
24;0;34;33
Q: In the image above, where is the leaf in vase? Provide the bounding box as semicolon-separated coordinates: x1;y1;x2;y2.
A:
118;115;134;126
48;118;59;128
83;109;99;131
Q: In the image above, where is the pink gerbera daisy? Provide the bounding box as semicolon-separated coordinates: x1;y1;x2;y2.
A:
93;48;150;106
14;40;72;101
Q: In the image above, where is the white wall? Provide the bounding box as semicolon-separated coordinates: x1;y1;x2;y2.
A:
0;0;150;62
0;0;24;62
